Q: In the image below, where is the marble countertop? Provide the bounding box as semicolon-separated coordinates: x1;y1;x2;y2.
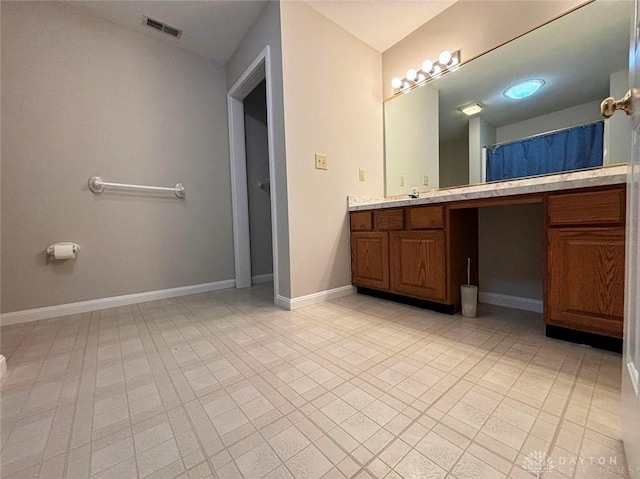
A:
348;165;628;211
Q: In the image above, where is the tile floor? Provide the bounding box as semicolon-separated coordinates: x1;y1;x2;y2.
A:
0;284;630;479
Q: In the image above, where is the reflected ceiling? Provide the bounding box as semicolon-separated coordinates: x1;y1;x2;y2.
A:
421;0;632;142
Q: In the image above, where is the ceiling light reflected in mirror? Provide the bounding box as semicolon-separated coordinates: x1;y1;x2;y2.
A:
460;103;483;116
504;79;545;100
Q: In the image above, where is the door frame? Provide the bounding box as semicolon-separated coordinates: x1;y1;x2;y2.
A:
227;46;279;300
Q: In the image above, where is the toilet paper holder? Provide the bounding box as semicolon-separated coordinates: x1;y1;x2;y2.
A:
46;242;80;257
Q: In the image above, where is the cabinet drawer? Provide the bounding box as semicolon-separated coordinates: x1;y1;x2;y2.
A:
374;209;404;230
548;188;624;226
408;205;444;229
350;211;372;231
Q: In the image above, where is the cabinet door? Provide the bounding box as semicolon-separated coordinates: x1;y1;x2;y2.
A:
351;232;389;290
390;231;446;302
548;227;625;337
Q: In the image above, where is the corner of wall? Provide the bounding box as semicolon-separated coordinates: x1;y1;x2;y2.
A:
279;1;384;299
226;0;292;299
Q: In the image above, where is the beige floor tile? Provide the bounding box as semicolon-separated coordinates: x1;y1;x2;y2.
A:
322;399;358;425
90;434;134;476
341;413;381;443
415;431;464;471
235;442;282;479
394;449;447;479
286;444;333;479
269;426;311;462
379;439;411;468
0;285;629;479
452;452;507;479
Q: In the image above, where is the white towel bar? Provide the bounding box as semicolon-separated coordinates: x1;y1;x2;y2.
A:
88;176;185;198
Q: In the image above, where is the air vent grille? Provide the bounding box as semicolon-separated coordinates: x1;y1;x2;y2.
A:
145;17;163;31
143;16;182;39
162;25;181;37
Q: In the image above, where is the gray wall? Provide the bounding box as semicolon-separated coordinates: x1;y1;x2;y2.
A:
1;2;234;313
226;1;291;298
244;81;273;278
439;137;469;188
478;203;544;301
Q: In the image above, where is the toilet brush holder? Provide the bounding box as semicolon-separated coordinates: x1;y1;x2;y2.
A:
461;285;478;318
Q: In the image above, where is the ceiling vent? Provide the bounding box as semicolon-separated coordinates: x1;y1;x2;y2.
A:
143;15;182;39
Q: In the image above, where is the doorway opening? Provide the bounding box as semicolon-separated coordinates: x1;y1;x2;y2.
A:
227;46;279;301
243;80;273;286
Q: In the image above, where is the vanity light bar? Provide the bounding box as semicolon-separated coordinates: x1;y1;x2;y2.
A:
391;50;460;92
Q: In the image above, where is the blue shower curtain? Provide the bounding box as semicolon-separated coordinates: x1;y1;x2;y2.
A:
486;121;604;182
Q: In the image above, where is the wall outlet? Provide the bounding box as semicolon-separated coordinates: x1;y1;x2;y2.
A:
315;153;328;170
422;175;429;186
358;168;365;181
400;175;405;186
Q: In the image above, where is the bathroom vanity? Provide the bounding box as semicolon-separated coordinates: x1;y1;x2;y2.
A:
348;166;627;348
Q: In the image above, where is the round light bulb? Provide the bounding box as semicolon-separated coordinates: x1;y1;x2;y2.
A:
406;69;418;81
421;60;433;74
439;50;452;65
391;77;403;89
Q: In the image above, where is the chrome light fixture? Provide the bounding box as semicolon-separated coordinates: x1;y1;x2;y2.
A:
391;49;460;93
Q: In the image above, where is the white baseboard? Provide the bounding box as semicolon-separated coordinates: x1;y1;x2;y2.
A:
275;295;291;309
479;292;543;314
276;285;356;311
0;279;236;326
0;355;6;379
252;273;273;284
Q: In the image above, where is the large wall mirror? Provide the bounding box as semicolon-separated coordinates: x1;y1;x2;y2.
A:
384;0;632;196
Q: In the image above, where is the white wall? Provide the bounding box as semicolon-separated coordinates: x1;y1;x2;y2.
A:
469;118;496;184
385;84;439;195
280;1;384;299
244;81;273;278
1;2;233;313
496;100;602;144
439;136;469;188
607;69;631;165
226;1;291;298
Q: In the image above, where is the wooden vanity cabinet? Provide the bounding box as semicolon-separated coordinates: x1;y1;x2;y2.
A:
350;209;401;291
350;205;477;312
546;186;626;338
350;184;625;344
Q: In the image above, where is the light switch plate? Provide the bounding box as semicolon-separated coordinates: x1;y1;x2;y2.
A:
359;168;365;181
400;175;405;187
422;175;429;186
315;153;328;170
